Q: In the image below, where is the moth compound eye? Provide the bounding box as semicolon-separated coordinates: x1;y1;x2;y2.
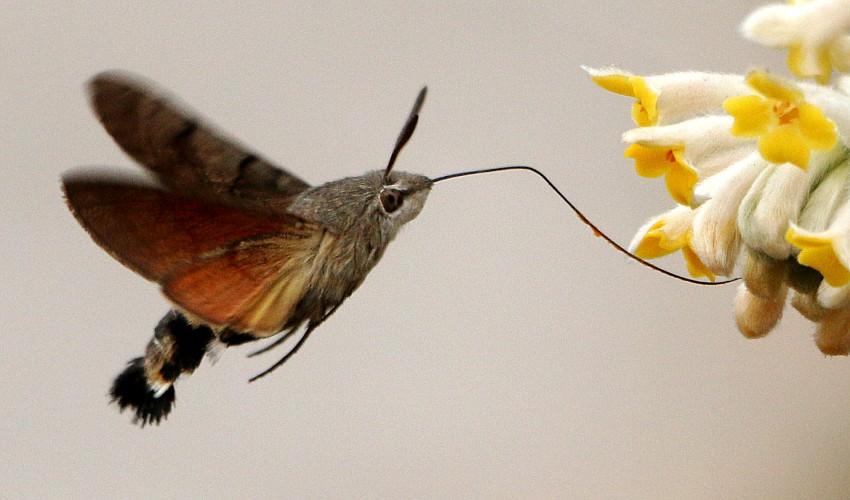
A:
380;188;404;213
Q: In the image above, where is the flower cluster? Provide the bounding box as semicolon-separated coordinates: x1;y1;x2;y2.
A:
589;0;850;354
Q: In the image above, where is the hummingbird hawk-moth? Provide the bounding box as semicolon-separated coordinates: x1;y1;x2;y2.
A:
63;72;432;425
64;72;729;427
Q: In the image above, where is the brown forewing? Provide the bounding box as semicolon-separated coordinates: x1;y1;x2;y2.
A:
88;71;310;213
62;174;300;281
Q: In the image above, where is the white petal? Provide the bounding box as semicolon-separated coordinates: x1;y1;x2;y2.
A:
691;153;767;275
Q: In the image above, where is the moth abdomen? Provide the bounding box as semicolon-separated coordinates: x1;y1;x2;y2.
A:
110;310;214;426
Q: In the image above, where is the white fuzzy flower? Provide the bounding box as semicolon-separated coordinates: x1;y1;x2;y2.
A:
690;153;768;276
742;0;850;83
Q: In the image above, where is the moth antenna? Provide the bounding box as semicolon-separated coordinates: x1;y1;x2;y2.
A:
432;165;739;286
385;86;427;181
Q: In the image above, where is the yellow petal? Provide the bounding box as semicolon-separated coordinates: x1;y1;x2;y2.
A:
786;226;850;287
758;124;810;169
633;218;691;259
665;154;698;206
634;223;676;259
629;76;658;126
656;226;689;252
723;95;775;137
797;103;837;150
746;70;804;103
682;244;716;281
788;45;804;78
590;73;635;97
799;245;850;286
787;225;833;248
624;144;669;178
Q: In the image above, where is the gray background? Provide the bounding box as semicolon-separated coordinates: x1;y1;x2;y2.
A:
4;1;850;498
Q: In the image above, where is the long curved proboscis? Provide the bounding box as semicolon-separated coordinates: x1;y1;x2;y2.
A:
432;165;739;286
385;86;427;181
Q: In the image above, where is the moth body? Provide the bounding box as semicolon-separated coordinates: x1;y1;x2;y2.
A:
62;72;431;425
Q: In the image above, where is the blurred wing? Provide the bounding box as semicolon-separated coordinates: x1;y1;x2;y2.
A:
89;71;310;213
63;173;321;333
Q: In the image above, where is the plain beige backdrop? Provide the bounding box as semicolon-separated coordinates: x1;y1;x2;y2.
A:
4;1;850;498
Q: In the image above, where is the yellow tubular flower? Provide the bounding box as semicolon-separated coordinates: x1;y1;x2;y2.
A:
723;71;837;169
631;210;716;281
623;144;698;205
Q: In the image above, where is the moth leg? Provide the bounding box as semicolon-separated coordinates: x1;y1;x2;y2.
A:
245;327;299;357
110;310;214;426
248;304;342;382
218;328;262;346
248;325;317;382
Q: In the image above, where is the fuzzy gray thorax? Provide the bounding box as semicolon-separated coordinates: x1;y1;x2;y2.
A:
284;169;432;321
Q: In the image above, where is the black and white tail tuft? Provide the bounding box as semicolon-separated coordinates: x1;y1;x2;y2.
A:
109;311;214;426
110;357;176;426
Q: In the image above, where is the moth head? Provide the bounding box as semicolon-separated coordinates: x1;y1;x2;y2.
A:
374;85;431;228
288;86;432;234
378;170;432;226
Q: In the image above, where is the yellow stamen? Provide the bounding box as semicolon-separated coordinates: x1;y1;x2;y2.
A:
774;101;799;125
